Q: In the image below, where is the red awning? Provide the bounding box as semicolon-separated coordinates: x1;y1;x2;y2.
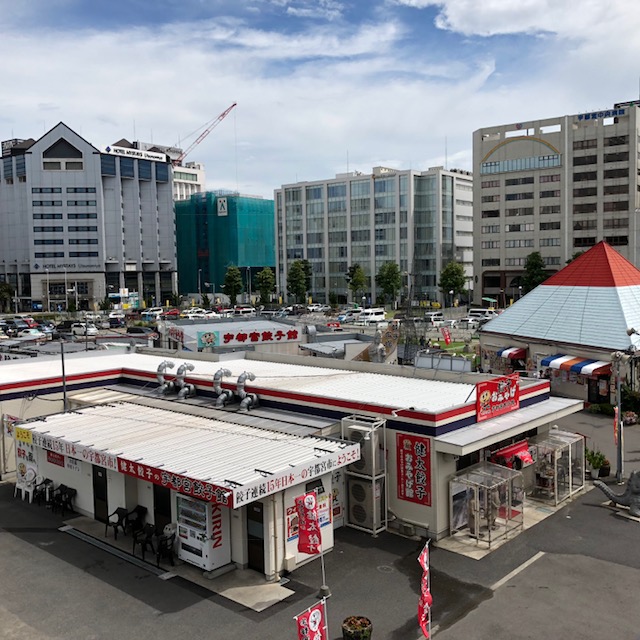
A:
497;347;527;360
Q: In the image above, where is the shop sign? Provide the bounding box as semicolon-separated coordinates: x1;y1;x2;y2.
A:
47;450;65;467
29;431;118;470
198;327;300;349
576;108;625;121
16;442;38;494
168;326;184;347
476;374;520;422
103;144;167;162
295;491;321;555
117;457;231;506
397;433;431;506
14;427;33;444
294;599;328;640
440;326;452;345
66;457;81;473
233;444;360;507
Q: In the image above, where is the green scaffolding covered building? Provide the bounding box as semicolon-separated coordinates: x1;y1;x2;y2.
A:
176;191;275;302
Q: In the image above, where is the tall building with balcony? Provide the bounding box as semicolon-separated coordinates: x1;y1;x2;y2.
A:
473;100;640;304
0;122;177;311
275;166;473;305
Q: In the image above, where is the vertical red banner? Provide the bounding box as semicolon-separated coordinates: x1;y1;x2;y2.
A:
417;541;432;638
440;326;451;345
614;406;619;445
295;599;328;640
397;433;432;506
295;491;321;555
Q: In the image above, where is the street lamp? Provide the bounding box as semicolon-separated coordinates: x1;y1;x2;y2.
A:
611;350;630;483
518;285;522;300
448;289;454;315
197;269;202;301
45;268;50;313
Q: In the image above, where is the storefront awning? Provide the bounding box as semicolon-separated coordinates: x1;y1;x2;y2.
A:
540;354;611;376
497;347;526;360
482;297;498;303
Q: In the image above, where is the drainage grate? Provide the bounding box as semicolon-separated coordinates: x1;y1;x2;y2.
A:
60;526;165;575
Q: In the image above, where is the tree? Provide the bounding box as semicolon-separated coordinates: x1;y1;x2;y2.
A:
201;293;211;309
223;265;243;305
566;251;584;264
287;261;307;302
255;267;276;304
345;264;366;302
438;261;466;297
0;282;14;312
521;252;549;293
98;297;112;312
300;259;312;296
375;262;402;304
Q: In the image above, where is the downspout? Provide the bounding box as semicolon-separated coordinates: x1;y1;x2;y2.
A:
175;362;195;399
272;493;280;582
239;393;258;412
236;371;257;412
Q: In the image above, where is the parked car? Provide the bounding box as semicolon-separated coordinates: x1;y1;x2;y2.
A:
84;312;102;322
107;316;125;328
55;320;75;334
71;322;99;336
17;328;47;341
456;317;480;330
14;315;38;328
141;307;164;320
468;308;499;320
337;309;362;324
233;306;256;317
204;310;221;319
4;319;29;336
424;311;445;326
109;311;126;320
126;326;158;339
160;308;181;318
355;308;386;326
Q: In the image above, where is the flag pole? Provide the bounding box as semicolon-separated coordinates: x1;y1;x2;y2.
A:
318;543;330;597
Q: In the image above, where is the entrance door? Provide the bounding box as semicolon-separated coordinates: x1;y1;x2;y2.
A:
153;484;172;533
92;466;108;523
246;502;265;573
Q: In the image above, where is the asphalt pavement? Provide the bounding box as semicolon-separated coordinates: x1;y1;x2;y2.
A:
2;410;640;639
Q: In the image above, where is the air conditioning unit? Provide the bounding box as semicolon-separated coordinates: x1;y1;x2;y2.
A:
346;427;383;476
347;477;385;530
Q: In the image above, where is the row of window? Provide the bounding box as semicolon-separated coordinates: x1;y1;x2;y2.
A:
43;161;83;171
34;252;99;258
481;155;561;174
33;213;97;219
573;152;629;165
31;187;96;193
483;200;630;218
33;226;97;232
482;190;562;202
482;256;563;267
481;174;561;188
32;200;97;206
34;239;98;245
573;135;629;149
482;222;564;233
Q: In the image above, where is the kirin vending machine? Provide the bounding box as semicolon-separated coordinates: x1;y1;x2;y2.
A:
176;495;231;571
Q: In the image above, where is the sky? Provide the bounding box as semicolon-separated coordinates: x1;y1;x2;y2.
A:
0;0;639;199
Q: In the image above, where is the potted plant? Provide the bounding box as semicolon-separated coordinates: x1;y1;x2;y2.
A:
342;616;373;640
586;448;606;479
599;457;611;478
623;411;638;425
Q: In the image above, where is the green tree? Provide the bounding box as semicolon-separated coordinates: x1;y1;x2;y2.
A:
201;293;211;309
0;282;15;312
345;263;366;302
521;251;549;293
300;259;312;296
169;292;181;308
375;262;402;304
566;251;584;264
223;265;243;305
438;261;467;297
255;267;276;304
98;297;112;312
287;261;307;302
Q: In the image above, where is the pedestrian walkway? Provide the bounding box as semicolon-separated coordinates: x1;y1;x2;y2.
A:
62;515;295;611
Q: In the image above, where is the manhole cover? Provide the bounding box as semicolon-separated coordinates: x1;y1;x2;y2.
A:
377;565;395;574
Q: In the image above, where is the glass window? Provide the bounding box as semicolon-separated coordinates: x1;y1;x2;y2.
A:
43;161;62;170
505;176;534;186
138;160;152;180
120;157;135;178
33;226;63;232
156;162;169;182
101;154;116;176
327;183;346;198
65;161;83;170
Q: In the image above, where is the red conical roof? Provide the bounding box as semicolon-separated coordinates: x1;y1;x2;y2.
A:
544;241;640;287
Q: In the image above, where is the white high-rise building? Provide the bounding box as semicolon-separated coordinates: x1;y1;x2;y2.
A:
0;122;177;311
473;100;640;304
275;166;473;305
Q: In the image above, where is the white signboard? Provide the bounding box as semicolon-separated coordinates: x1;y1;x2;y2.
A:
103;145;167;162
232;443;361;507
30;430;118;470
217;197;228;216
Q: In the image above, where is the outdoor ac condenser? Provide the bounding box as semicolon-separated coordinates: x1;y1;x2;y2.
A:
347;476;385;530
346;427;383;477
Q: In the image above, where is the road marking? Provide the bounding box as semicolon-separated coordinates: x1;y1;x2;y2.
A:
491;551;545;591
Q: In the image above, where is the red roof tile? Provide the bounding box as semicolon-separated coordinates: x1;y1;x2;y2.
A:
544;241;640;287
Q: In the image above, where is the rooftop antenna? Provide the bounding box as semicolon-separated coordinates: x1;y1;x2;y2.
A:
347;149;349;174
445;136;448;170
133;119;136;141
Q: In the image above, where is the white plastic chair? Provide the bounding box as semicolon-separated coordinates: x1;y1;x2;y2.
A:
22;473;42;504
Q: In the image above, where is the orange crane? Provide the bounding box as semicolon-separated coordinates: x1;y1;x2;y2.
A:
172;102;237;166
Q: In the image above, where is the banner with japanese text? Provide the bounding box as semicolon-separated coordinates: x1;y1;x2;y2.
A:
475;373;520;422
397;433;431;506
417;541;432;638
295;491;321;555
294;599;328;640
440;326;451;345
614;406;619;445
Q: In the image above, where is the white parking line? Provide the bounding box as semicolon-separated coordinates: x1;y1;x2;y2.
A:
491;551;545;591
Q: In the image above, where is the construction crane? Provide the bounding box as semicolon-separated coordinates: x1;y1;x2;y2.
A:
172;102;237;166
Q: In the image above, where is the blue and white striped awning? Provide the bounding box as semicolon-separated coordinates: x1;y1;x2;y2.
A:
540;354;611;376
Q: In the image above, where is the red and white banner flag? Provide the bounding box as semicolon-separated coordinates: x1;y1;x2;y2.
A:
295;491;321;555
294;599;328;640
417;541;432;638
440;326;451;345
614;406;619;445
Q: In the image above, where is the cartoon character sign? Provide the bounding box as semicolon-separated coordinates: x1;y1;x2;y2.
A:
475;374;520;422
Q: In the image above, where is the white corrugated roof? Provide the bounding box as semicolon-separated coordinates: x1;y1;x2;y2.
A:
23;402;347;488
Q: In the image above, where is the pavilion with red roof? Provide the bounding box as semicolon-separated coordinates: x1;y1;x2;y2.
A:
478;242;640;402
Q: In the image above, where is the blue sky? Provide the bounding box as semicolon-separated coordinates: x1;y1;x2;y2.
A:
0;0;638;197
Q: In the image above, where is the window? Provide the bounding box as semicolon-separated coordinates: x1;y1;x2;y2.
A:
603;184;628;195
351;230;370;242
573;171;597;182
328;184;347;198
539;174;560;183
605;236;629;246
482;210;500;218
138;160;152;180
35;252;64;258
540;221;561;230
506;207;533;217
69;251;99;257
543;257;561;266
32;187;62;193
67;200;97;206
101;154;116;176
482;258;500;266
606;135;628;146
33;226;63;232
34;239;63;245
505;223;534;232
573;187;597;197
573;155;597;166
604;152;628;163
603;201;629;212
574;237;597;247
455;199;472;206
540;190;561;198
481;225;500;234
374;212;395;224
69;226;97;232
32;200;62;206
67;213;97;219
574;203;598;214
374;229;386;241
66;187;96;193
505;192;533;201
540;205;561;215
42;161;62;170
69;238;98;245
482;195;500;202
481;241;500;249
65;161;83;170
481;180;500;188
480;155;561;174
540;238;561;246
505;176;534;186
33;213;63;220
120;157;135;178
505;239;534;248
505;257;526;266
573;220;597;230
573;139;597;150
603;218;629;229
328;231;347;243
604;168;628;179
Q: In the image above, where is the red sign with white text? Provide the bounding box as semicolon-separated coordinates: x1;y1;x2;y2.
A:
440;326;451;345
295;599;328;640
397;433;431;506
476;374;520;422
295;491;321;555
46;450;65;467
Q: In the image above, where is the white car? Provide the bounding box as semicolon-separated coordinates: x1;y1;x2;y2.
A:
182;311;206;320
109;311;125;319
71;322;99;336
17;328;47;341
84;312;102;321
204;310;221;319
457;317;480;330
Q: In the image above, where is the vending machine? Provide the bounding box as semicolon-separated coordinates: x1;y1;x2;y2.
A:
176;495;231;571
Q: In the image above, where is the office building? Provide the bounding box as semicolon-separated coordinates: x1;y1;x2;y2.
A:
275;166;474;305
473;100;640;304
0;122;177;311
175;191;275;301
